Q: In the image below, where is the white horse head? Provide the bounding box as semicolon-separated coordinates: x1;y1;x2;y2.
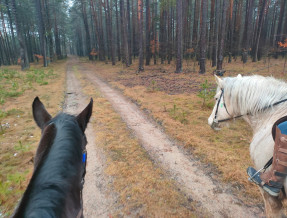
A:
208;74;287;216
208;75;239;129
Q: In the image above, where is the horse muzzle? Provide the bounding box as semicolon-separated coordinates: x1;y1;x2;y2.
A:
211;120;221;131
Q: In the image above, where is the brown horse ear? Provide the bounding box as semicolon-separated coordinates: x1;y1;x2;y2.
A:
32;97;52;129
77;98;93;132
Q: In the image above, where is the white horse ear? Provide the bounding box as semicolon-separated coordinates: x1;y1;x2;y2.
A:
214;75;224;88
237;74;242;78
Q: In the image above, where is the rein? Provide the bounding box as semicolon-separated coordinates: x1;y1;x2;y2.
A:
213;89;287;124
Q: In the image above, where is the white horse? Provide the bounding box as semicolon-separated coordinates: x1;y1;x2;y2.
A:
208;74;287;217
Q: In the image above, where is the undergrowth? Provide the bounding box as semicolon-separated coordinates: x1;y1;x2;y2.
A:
0;62;64;216
0;68;56;105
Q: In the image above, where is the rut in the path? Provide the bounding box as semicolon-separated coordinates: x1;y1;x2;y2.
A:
76;64;263;218
64;64;115;217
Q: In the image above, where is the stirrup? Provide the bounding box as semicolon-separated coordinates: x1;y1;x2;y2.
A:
248;166;264;182
247;167;281;197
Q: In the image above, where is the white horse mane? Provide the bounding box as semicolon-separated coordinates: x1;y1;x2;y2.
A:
223;75;287;116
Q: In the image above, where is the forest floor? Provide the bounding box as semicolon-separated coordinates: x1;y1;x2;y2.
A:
1;56;287;217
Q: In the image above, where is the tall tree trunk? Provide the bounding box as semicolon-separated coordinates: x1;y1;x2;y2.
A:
133;0;138;59
98;0;106;61
90;0;99;60
4;0;17;64
227;0;233;62
120;0;129;67
176;0;183;73
127;0;132;65
138;0;144;71
54;15;62;60
107;0;115;65
192;0;200;57
152;0;157;65
145;0;151;66
217;0;228;71
44;0;54;62
35;0;48;67
233;0;243;55
115;0;121;61
0;4;12;65
252;0;270;62
167;4;173;64
159;8;167;64
81;0;92;60
104;0;111;60
11;0;29;70
276;0;286;46
212;0;220;67
209;0;215;62
270;1;279;47
242;0;254;63
199;0;207;74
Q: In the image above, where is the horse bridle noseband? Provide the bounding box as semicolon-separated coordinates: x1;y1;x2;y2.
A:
212;89;240;128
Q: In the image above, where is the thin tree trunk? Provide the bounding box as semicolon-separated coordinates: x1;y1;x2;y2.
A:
98;0;106;61
54;15;62;59
242;0;254;63
199;0;207;74
35;0;48;67
270;1;278;47
44;0;54;62
115;0;121;61
127;0;132;65
90;0;99;60
252;0;270;62
152;0;157;65
276;0;286;46
81;0;92;60
4;0;17;64
167;4;173;64
120;0;129;67
107;0;115;65
176;0;183;73
212;0;220;67
209;0;215;62
217;0;228;71
104;0;111;60
145;0;151;65
138;0;144;71
11;0;29;70
192;0;200;57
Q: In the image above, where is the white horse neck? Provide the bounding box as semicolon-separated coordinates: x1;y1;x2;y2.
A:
224;75;287;132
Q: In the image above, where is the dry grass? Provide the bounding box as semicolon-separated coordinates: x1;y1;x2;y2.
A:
73;67;203;217
78;57;287;205
0;61;66;216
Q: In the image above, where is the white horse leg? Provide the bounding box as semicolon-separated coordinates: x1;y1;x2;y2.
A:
259;188;283;218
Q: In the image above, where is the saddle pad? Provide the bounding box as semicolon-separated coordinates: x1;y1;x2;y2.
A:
278;121;287;135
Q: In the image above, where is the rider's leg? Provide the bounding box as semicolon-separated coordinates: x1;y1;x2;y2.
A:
247;121;287;197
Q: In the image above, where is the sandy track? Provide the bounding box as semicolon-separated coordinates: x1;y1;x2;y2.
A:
64;64;115;217
73;63;264;217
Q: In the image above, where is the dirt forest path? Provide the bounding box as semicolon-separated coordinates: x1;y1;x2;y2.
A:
64;63;115;217
65;57;263;217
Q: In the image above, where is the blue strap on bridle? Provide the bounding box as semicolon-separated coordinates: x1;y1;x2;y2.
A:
82;152;87;163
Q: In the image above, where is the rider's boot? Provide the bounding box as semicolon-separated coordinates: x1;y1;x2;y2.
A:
247;125;287;197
